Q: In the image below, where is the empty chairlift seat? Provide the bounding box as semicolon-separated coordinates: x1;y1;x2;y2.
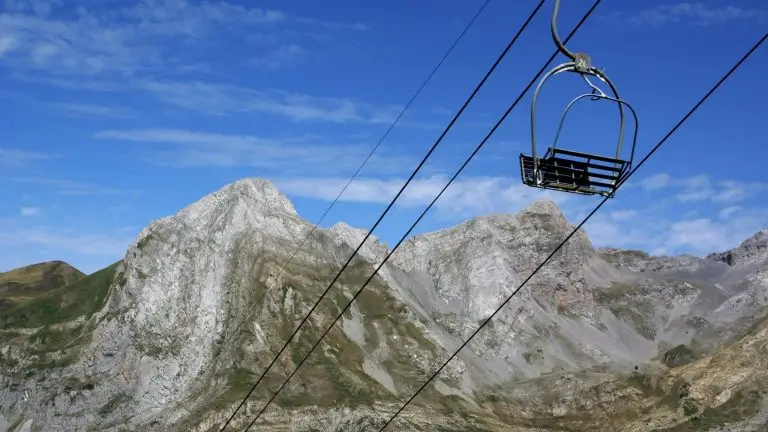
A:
519;147;628;197
518;0;639;199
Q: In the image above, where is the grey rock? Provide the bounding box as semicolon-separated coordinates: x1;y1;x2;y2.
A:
1;177;765;431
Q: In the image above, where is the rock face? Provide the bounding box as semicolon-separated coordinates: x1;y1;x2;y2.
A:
707;231;768;266
0;177;766;432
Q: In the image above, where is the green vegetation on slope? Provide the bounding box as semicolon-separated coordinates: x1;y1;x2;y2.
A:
0;261;120;329
0;262;122;375
0;260;86;311
0;260;84;289
663;344;696;368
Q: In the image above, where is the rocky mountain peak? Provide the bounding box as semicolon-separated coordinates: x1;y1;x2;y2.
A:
389;200;597;326
170;177;297;223
707;229;768;266
217;177;298;216
3;177;768;432
519;199;567;221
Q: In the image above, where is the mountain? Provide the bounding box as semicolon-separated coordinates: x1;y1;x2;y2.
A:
0;178;765;432
0;261;85;313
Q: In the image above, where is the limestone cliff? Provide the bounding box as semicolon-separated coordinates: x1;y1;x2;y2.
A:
0;178;765;432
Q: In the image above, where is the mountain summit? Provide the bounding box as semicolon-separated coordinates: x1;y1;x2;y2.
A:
1;178;766;431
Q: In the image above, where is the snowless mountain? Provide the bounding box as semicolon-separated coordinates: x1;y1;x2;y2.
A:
0;178;766;431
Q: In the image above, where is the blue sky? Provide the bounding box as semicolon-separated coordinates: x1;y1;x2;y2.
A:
1;0;766;274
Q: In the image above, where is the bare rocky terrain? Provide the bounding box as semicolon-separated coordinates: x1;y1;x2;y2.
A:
0;178;765;432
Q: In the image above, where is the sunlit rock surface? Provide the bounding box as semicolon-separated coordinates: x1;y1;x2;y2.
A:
1;178;765;431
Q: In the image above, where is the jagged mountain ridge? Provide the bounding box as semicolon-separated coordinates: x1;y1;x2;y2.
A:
0;177;765;431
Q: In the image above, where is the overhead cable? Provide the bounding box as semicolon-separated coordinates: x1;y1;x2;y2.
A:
215;0;492;428
223;0;550;429
378;29;768;431
237;1;600;430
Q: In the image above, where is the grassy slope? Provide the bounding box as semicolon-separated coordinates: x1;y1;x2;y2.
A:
0;261;86;311
0;260;121;380
0;261;120;329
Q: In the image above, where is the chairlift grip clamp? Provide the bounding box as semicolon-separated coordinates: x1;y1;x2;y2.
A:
573;52;591;73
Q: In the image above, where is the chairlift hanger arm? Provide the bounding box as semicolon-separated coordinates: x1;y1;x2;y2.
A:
552;0;591;71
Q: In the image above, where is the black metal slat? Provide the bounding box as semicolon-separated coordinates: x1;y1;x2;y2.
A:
519;151;621;194
538;159;620;181
551;147;627;165
550;154;626;173
523;152;625;174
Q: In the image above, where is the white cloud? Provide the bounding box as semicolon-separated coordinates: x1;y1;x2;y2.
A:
92;128;413;175
0;0;366;78
272;173;763;256
636;173;767;204
43;102;136;119
273;175;574;219
638;173;673;191
719;205;741;219
11;73;122;91
0;148;54;167
137;80;415;124
583;210;664;251
665;211;767;254
12;177;133;195
608;209;637;221
0;227;132;257
295;17;371;32
0;3;408;126
269;172;766;255
252;44;304;70
584;203;768;257
615;3;767;27
20;206;40;216
0;35;17;56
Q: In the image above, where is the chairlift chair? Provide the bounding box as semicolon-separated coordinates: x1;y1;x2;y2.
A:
519;0;639;198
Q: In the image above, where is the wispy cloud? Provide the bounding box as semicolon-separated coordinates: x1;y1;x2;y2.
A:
20;206;40;216
719;205;741;219
251;44;304;70
12;177;134;195
610;3;768;27
92;128;413;175
608;209;638;221
11;73;123;91
0;88;137;119
634;172;768;204
0;2;407;127
0;148;54;167
272;175;574;219
0;227;133;257
137;80;422;125
43;102;137;119
295;17;371;32
585;205;767;256
589;172;768;254
10;74;437;126
271;171;766;255
0;0;367;78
